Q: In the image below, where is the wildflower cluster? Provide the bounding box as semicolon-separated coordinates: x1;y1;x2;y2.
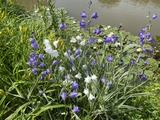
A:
25;2;158;119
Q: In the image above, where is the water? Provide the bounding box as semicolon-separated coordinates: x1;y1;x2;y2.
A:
17;0;160;36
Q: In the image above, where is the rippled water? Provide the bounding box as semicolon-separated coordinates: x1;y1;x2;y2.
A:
17;0;160;36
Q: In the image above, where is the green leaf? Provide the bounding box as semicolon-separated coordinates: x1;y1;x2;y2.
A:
147;58;159;68
6;101;33;120
31;104;67;119
123;44;140;53
144;70;154;77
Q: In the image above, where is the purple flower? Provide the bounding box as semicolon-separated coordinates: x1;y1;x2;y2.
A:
46;68;51;74
141;74;146;80
38;89;43;95
144;61;148;65
106;81;112;85
29;38;35;43
88;19;92;23
26;61;31;66
31;31;35;34
76;54;81;58
81;11;87;18
71;81;78;90
73;106;80;113
95;28;102;34
111;35;118;42
138;72;141;76
139;41;144;45
142;48;146;52
32;61;38;66
50;78;54;83
104;36;111;43
31;42;38;50
91;60;96;66
149;48;153;53
70;91;78;98
59;23;65;29
88;38;95;44
60;92;67;100
39;62;44;68
91;12;98;19
75;49;81;55
38;54;44;59
41;71;47;76
80;20;85;28
148;37;153;42
106;56;113;62
67;49;72;54
52;60;58;65
130;59;134;63
39;75;43;80
32;68;37;74
30;52;36;58
101;77;106;82
152;14;158;19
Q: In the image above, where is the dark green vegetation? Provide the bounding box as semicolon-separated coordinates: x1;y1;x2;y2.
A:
0;0;160;120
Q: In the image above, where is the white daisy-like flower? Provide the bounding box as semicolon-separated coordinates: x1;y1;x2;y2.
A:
84;76;91;83
83;88;89;95
88;93;95;100
76;35;82;40
59;66;65;72
70;37;77;43
75;72;82;79
53;40;59;48
91;74;97;81
80;40;86;46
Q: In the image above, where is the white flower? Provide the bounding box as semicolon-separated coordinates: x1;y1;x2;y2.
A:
84;76;91;83
75;72;82;79
64;52;69;57
83;88;89;95
70;55;75;61
115;42;121;47
59;66;65;72
97;39;103;43
137;48;142;52
73;21;76;24
80;40;86;46
88;93;95;100
104;25;111;30
70;37;76;43
72;66;76;71
53;40;59;48
108;32;114;37
91;74;97;81
51;50;59;58
43;39;50;45
82;64;87;69
76;35;82;40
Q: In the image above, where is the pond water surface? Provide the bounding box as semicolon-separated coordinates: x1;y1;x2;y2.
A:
17;0;160;36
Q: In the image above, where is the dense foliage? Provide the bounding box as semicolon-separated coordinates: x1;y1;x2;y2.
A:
0;0;160;120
